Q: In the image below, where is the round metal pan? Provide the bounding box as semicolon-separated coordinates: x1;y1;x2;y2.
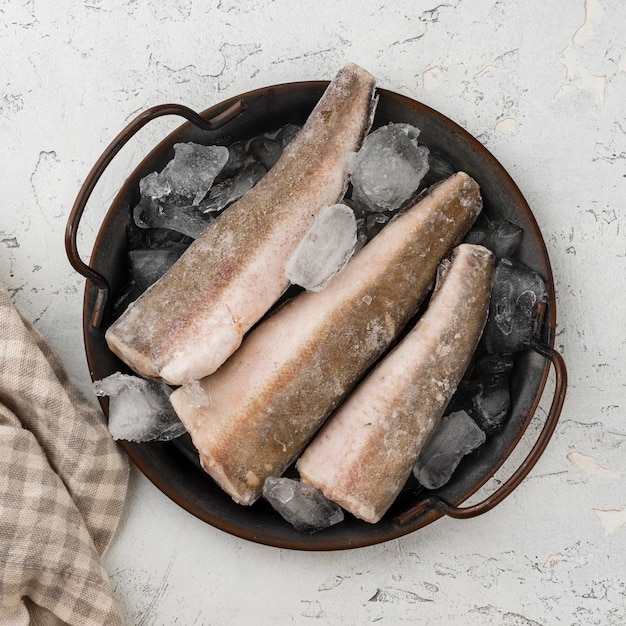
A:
66;81;566;550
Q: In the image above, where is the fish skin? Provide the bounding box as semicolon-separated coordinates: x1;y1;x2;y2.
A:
169;173;484;505
105;63;377;385
297;243;494;523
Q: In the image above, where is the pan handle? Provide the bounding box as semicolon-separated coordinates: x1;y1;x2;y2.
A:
65;100;247;328
394;341;567;527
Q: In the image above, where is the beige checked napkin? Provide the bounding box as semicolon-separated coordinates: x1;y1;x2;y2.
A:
0;285;129;625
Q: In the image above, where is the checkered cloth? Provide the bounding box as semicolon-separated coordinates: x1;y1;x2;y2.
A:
0;285;129;625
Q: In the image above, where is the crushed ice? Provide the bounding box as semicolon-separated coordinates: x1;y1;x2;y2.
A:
93;372;185;442
129;246;186;292
263;476;344;533
199;162;267;215
465;215;523;258
285;203;357;291
413;410;486;490
153;142;229;205
247;136;282;170
350;123;430;213
447;353;514;434
131;126;302;240
482;257;547;353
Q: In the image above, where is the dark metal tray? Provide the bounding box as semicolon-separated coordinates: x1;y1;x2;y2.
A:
66;81;566;550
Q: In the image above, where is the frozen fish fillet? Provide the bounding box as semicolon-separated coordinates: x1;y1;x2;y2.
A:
105;63;377;385
170;173;483;505
297;243;494;523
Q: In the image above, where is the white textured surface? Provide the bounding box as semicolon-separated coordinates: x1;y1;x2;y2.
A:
2;0;625;624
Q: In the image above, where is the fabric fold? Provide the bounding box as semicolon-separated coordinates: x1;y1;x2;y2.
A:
0;285;129;626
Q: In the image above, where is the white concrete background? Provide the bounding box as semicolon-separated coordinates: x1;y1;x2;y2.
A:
2;0;625;624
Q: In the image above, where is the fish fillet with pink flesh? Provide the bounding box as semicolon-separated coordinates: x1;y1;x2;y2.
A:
105;63;377;385
297;243;494;523
170;173;483;505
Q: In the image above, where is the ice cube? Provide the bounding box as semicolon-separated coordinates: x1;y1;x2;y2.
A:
247;136;283;170
447;353;513;433
126;222;192;251
140;171;171;199
363;212;390;240
483;258;547;353
220;141;257;179
465;215;523;258
132;141;229;238
392;122;421;143
93;372;185;442
115;229;192;318
274;123;301;147
285;203;357;291
158;142;229;205
354;227;369;253
348;199;389;250
470;352;515;378
133;195;215;239
413;410;486;490
470;373;511;433
263;476;344;533
350;123;430;213
199;162;267;214
129;245;187;293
